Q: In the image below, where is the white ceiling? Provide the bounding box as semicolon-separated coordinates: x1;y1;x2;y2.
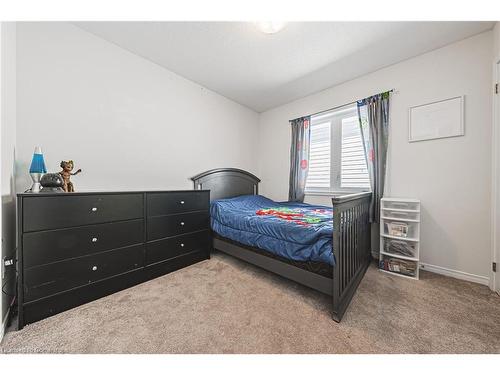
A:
75;22;494;112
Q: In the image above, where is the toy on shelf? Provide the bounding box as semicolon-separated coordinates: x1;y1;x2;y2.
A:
59;160;82;192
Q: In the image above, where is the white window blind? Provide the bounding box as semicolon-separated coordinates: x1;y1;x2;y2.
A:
306;122;330;189
341;116;370;189
305;105;370;192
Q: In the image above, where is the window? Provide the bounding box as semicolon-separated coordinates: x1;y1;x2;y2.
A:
305;104;370;193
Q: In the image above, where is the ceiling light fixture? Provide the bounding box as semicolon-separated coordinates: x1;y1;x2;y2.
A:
255;21;286;34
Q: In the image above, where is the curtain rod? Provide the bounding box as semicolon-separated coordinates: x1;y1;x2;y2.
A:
289;89;395;122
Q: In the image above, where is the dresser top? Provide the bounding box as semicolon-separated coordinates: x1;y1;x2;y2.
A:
18;189;209;197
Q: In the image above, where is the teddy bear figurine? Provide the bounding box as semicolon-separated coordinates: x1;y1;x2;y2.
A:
59;160;82;192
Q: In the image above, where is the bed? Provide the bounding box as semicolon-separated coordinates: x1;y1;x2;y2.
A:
191;168;372;322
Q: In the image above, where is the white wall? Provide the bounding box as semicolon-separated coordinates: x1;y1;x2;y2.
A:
1;22;17;333
15;22;259;193
258;31;493;282
494;22;500;59
493;22;500;291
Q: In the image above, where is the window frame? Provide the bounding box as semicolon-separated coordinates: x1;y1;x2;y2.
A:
305;104;371;196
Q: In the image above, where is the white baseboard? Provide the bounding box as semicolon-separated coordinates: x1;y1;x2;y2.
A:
420;263;490;286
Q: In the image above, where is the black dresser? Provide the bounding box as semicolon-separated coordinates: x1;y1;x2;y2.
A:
17;190;210;328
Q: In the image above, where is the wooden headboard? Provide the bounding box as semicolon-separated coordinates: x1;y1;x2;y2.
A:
191;168;261;201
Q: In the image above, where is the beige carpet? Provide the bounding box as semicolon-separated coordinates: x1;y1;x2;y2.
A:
1;251;500;354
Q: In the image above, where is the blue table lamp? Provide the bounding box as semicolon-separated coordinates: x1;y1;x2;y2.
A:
29;146;47;193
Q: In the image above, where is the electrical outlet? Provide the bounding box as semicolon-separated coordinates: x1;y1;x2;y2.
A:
2;257;14;279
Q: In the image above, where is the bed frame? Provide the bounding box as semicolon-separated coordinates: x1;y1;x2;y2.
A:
191;168;372;322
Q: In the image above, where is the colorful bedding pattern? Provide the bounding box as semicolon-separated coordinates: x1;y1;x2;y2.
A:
255;207;331;226
210;195;335;265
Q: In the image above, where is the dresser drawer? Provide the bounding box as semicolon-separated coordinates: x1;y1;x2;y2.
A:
147;191;209;216
146;230;210;265
23;219;144;269
23;245;144;303
147;211;209;241
23;194;143;232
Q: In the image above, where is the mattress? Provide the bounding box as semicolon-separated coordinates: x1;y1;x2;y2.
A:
210;195;335;266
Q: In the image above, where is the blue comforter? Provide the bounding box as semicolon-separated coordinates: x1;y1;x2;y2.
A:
210;195;335;265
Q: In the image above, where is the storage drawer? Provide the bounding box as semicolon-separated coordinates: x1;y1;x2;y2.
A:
23;194;143;232
382;237;418;259
23;219;144;268
22;268;145;327
381;200;419;211
381;209;420;221
147;191;209;216
147;211;209;241
146;230;210;265
23;244;144;303
379;253;418;278
382;219;419;240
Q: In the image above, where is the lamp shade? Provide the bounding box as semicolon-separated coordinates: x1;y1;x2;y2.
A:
29;146;47;174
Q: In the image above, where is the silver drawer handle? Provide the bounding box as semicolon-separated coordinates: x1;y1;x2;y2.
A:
92;265;98;271
180;222;185;226
91;237;98;243
180;200;185;204
91;207;98;212
180;243;185;247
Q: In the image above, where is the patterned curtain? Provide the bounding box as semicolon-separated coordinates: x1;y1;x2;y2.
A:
288;116;311;202
357;92;391;223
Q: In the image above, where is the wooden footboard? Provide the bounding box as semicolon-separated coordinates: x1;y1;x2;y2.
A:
331;192;372;322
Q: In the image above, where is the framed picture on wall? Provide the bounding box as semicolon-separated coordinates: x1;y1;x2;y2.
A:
408;95;464;142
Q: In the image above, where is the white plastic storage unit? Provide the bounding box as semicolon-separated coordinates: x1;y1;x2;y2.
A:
379;197;420;280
